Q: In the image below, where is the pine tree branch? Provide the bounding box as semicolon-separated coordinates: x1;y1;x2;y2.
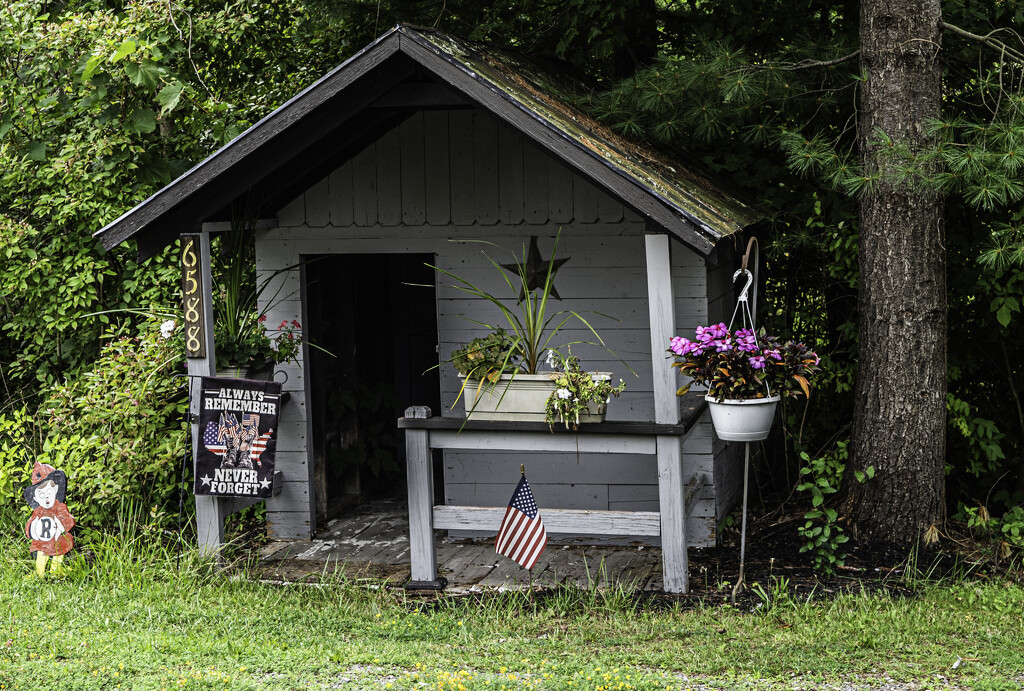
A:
747;50;860;73
941;21;1024;66
784;50;862;70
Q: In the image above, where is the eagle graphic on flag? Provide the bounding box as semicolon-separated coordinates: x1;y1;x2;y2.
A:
203;412;273;468
495;473;547;570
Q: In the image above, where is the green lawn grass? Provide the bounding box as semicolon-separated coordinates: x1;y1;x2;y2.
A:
1;530;1022;691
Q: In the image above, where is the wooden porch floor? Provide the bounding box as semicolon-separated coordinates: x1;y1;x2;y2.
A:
259;499;667;593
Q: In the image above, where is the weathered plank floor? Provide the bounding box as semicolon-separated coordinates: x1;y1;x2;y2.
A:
259;499;665;593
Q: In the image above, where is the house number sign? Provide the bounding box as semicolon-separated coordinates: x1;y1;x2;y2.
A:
181;234;206;358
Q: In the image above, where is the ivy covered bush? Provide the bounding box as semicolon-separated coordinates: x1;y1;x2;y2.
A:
0;318;188;533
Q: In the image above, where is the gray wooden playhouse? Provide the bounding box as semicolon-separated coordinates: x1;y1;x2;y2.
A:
97;26;763;592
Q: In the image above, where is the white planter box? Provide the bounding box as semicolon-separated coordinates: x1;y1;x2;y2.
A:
462;373;608;423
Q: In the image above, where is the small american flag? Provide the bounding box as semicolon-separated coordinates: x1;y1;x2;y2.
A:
495;474;547;570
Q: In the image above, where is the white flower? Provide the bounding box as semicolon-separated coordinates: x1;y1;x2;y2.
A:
556;388;572;400
159;319;176;339
545;349;557;368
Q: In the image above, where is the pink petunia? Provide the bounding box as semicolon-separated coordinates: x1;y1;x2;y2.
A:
669;336;689;355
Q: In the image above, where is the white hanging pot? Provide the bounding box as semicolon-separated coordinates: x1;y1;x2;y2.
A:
705;394;780;441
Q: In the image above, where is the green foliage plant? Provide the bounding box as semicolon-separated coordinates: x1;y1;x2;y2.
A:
795;442;874;574
449;328;520;382
0;1;348;398
0;318;188;533
961;502;1024;561
544;348;626;430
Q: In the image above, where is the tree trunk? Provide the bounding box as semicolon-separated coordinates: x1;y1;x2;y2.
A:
844;0;946;545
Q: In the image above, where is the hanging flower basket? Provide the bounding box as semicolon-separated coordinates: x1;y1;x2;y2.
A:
705;395;780;442
668;321;820;443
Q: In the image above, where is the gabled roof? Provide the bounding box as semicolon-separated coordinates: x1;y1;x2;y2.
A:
96;25;762;259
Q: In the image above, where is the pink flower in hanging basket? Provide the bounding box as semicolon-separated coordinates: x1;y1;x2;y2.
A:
668;324;821;401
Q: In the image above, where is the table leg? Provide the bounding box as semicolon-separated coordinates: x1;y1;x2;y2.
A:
405;427;442;588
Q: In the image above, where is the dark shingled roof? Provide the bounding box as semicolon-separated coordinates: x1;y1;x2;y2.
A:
96;25;762;259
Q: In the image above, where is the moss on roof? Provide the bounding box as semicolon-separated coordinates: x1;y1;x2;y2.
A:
407;26;762;239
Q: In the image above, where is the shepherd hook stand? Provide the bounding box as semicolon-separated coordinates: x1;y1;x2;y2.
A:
730;238;760;605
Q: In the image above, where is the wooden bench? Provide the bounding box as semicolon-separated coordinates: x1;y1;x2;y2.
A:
398;398;706;593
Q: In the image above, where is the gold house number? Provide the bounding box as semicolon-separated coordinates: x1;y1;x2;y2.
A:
181;235;206;358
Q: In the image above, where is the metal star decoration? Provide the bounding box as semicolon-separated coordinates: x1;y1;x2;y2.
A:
501;236;570;302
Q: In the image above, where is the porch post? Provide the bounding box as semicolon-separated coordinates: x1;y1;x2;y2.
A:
645;231;688;593
184;231;225;554
404;406;439;586
645;231;680;424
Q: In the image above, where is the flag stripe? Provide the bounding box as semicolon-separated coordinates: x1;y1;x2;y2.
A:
495;474;547;570
497;510;529;554
513;531;543;569
495;506;521;553
503;512;535;557
511;522;545;564
518;529;546;569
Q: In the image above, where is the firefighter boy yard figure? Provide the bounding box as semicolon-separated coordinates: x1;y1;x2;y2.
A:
23;462;75;576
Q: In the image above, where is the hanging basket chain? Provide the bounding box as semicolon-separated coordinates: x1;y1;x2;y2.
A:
727;238;772;399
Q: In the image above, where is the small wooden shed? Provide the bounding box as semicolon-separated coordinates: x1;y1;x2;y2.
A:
97;26;762;580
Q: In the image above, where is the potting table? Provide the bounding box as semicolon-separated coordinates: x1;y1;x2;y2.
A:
398;398;707;593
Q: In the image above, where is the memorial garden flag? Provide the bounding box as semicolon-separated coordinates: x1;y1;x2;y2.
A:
495;473;547;569
195;377;282;498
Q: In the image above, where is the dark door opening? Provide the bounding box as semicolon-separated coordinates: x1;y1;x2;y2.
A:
305;254;440;524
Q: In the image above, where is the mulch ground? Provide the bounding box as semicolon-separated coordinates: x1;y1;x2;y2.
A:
640;512;1019;611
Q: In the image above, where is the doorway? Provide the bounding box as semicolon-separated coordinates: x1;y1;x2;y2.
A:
305;253;440;523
